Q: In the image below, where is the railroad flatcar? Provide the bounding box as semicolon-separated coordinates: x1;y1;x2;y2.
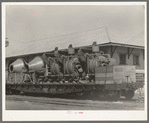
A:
6;42;144;101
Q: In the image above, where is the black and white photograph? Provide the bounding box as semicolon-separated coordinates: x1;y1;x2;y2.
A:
2;2;147;121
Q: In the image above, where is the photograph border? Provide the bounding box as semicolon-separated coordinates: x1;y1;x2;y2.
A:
1;1;148;121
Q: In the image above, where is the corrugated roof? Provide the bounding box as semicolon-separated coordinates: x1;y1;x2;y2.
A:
6;29;145;58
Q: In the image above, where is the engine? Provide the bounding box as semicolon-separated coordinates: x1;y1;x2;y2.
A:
8;42;116;84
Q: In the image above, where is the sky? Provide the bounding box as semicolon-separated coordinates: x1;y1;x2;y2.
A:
4;4;145;56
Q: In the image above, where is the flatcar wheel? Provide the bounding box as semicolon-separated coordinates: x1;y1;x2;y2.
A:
93;90;105;100
104;90;121;101
6;89;11;95
8;89;21;95
80;91;92;99
76;92;84;96
72;92;84;99
67;93;78;98
124;90;134;100
112;91;121;101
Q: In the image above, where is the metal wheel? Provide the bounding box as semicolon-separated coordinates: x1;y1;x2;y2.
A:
112;90;121;101
78;91;92;99
104;90;121;101
124;90;134;100
6;88;11;95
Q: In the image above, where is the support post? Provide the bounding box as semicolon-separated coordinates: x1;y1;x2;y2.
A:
111;46;117;58
111;45;112;58
87;57;89;74
63;57;65;78
15;73;16;84
26;56;29;62
128;47;129;59
143;49;144;60
128;48;134;59
32;71;36;84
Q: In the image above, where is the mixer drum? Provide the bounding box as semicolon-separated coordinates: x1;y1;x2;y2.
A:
68;61;74;74
51;62;60;75
89;59;99;73
65;61;74;74
98;56;108;63
9;58;27;73
64;61;69;74
64;57;80;74
28;56;45;72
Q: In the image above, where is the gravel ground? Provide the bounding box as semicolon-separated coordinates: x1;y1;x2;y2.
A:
5;90;144;110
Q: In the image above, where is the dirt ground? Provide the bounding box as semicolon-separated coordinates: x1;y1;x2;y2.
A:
5;89;144;110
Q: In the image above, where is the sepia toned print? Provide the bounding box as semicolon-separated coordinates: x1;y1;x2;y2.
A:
3;2;147;121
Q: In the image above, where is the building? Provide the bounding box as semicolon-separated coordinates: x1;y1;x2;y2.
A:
99;42;144;70
5;29;145;71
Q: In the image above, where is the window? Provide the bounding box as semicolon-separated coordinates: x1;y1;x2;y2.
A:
119;54;126;65
133;55;139;65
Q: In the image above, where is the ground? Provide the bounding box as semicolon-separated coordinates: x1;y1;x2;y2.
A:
5;88;144;110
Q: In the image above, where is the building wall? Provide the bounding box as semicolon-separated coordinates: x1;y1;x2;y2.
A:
105;46;144;70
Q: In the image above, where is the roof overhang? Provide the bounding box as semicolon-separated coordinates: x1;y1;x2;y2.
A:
6;42;144;59
98;42;144;49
